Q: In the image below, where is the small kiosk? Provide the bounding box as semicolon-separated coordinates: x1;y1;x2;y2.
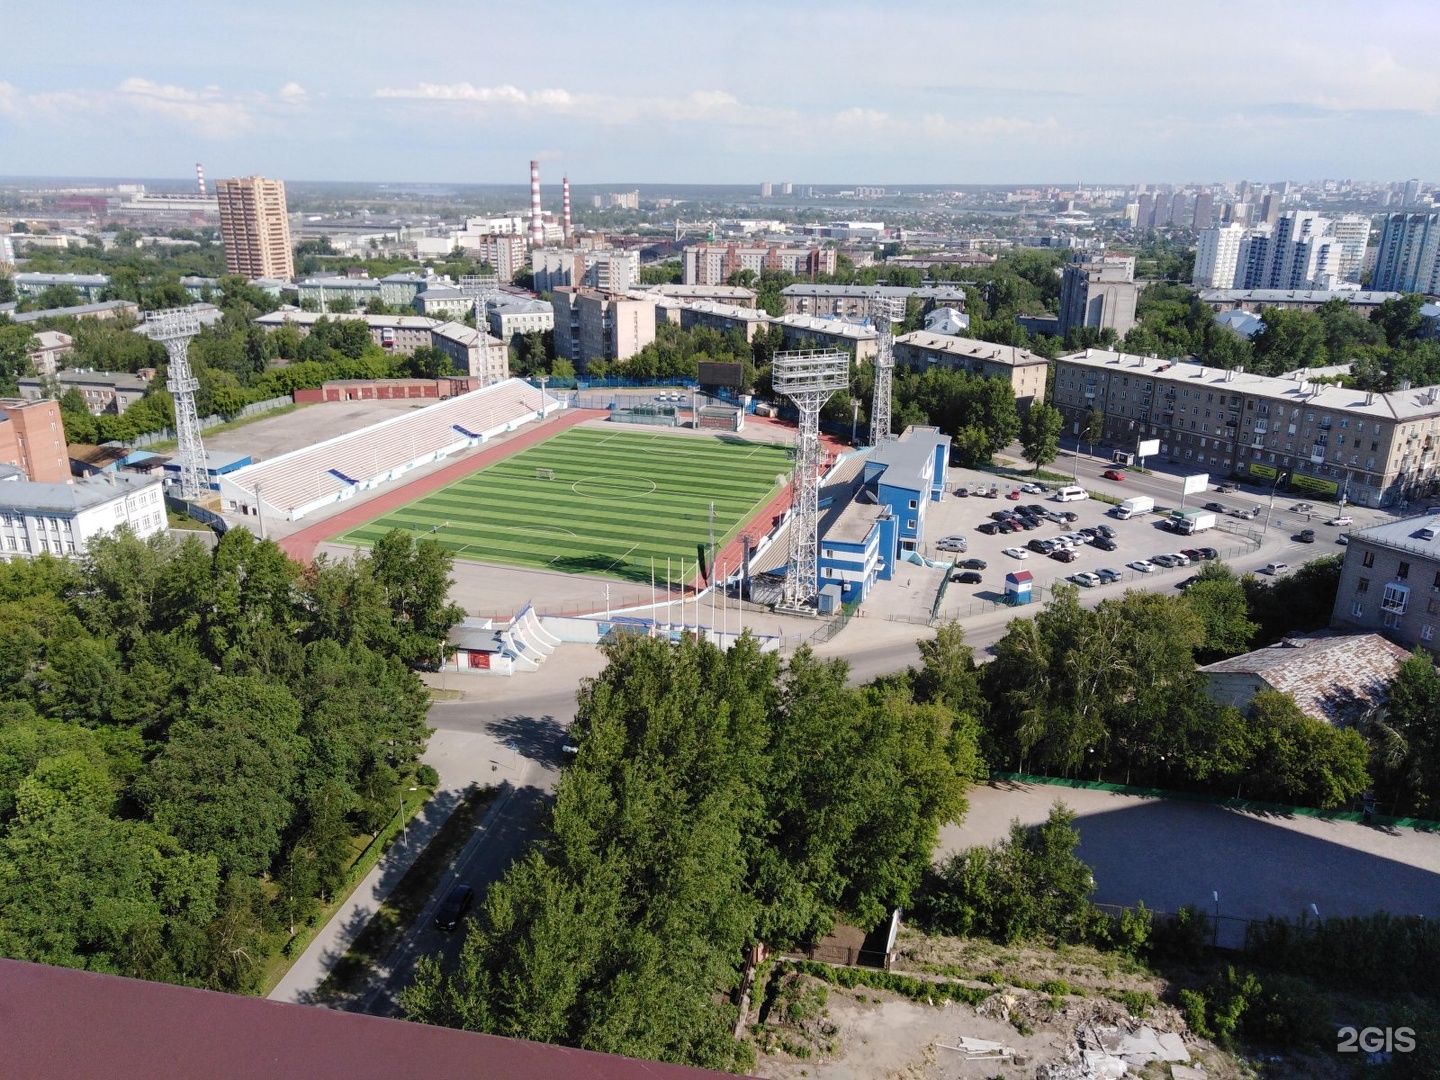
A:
1004;570;1034;606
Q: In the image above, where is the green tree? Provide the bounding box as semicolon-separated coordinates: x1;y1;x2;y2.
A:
367;531;465;669
1019;403;1063;471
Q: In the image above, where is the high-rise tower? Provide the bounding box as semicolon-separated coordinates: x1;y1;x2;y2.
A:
216;176;293;279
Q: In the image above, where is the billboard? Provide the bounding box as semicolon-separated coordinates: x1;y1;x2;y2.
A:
1292;473;1339;497
1182;473;1209;495
698;361;745;389
1248;463;1279;481
1137;438;1160;458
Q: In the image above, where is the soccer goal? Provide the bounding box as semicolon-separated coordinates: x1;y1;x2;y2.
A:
535;467;556;481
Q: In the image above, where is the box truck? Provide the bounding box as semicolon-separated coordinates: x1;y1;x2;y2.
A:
1170;508;1217;535
1111;496;1154;519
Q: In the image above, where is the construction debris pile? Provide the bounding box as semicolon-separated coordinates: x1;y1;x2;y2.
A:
1037;1022;1200;1080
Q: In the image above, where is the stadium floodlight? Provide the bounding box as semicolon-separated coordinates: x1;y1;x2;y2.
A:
145;308;208;502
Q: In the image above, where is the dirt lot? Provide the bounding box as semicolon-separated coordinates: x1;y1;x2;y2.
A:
754;930;1245;1080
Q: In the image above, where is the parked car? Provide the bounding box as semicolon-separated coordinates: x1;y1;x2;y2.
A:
1326;515;1354;527
1129;559;1156;573
1002;546;1029;560
1295;529;1316;544
1028;538;1050;554
1263;562;1289;575
1070;571;1102;588
957;558;987;570
1015;516;1040;530
1026;504;1048;515
1102;469;1126;481
1078;527;1099;539
1060;511;1080;522
1205;501;1227;513
1019;483;1045;494
977;521;1002;535
1216;483;1237;493
1096;567;1123;583
951;571;983;585
1151;553;1179;568
1175;576;1200;591
935;535;968;552
997;519;1019;534
1093;536;1119;551
978;486;1000;498
1337;534;1351;545
1048;548;1077;563
1231;506;1260;519
435;883;475;932
1095;524;1117;539
989;510;1013;521
1181;548;1204;562
1169;552;1192;566
953;486;970;498
1197;547;1219;561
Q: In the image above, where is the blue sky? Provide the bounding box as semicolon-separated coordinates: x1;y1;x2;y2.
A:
2;0;1438;185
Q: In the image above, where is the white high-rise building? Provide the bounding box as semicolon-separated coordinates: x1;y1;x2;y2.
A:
1193;223;1247;288
1329;214;1372;282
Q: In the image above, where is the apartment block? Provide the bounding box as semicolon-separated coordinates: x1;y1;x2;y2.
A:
893;333;1048;412
216;176;294;280
682;243;836;286
19;371;152;416
550;289;657;370
457;233;528;282
1193;224;1247;289
1331;515;1440;653
531;249;639;294
1058;254;1138;340
780;283;966;319
0;475;165;560
1051;348;1440;508
1371;212;1440;294
0;399;70;484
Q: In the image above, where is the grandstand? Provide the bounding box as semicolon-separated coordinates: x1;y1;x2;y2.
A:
220;379;562;522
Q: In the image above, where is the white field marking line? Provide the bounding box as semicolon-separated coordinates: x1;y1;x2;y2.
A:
569;475;659;500
604;542;640;575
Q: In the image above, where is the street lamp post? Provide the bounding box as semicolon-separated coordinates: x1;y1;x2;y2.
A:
1262;471;1289;534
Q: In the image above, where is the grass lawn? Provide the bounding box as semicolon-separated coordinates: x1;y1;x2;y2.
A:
339;427;793;585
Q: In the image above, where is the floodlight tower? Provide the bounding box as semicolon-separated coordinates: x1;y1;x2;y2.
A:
459;272;500;342
771;349;849;611
868;294;903;446
146;308;208;501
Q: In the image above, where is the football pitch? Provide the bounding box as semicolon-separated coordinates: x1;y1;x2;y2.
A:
339;427;794;585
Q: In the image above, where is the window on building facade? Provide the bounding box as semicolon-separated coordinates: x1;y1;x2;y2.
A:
1399;562;1411;580
1383;583;1410;613
1357;577;1370;593
1363;551;1375;567
1352;601;1364;617
1425;625;1436;642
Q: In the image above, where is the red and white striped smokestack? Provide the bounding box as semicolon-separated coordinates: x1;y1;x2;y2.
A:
562;175;571;239
196;163;205;195
529;160;544;247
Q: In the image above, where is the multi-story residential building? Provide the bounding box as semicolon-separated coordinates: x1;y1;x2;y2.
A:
26;330;72;377
429;323;509;385
1331;515;1440;652
1193;224;1247;289
893;332;1048;412
1058;254;1138;340
1192;191;1216;231
1198;289;1400;316
7;299;138;325
457;234;527;283
1236;211;1343;291
1329;214;1373;282
253;311;443;354
640;284;757;308
0;399;70;483
413;284;471;318
531;249;640;294
780;283;967;319
12;273;110;301
487;295;555;345
1051;347;1440;507
550;289;657;370
19;371;152;416
0;474;166;560
295;276;383;309
216;176;294;280
682;243;836;285
1371;212;1440;294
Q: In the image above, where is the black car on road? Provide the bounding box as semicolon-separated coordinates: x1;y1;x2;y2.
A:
435;883;475;932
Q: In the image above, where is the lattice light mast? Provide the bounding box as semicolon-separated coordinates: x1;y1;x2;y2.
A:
772;349;849;610
868;294;903;446
146;308;208;501
459;273;500;380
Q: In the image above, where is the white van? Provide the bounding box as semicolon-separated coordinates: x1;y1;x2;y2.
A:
1263;562;1289;575
1054;486;1089;502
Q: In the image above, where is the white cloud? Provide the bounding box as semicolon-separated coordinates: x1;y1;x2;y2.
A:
0;78;313;137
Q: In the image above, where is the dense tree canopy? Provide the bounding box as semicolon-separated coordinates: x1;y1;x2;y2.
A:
0;528;460;992
402;631;984;1069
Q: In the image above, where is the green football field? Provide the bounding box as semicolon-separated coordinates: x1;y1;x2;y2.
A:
339;427;794;585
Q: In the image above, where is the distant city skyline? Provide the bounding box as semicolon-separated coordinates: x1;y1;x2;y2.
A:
3;0;1438;184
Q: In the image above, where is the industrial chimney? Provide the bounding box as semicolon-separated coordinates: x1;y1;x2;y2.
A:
562;175;572;240
529;160;544;247
195;162;205;195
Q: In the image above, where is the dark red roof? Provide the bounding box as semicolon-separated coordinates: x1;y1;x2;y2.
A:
0;959;743;1080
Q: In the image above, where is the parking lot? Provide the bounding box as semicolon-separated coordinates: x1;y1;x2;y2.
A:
923;464;1357;620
